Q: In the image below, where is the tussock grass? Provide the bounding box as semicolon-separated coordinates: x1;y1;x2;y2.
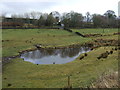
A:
91;70;118;88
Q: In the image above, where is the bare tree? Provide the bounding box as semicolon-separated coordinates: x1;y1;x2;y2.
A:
30;11;42;19
24;13;31;19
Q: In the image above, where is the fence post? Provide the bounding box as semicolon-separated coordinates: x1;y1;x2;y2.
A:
68;76;70;88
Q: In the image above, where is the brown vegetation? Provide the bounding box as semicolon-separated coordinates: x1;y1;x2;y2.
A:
91;71;119;88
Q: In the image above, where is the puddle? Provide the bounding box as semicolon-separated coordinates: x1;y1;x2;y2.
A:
20;46;91;64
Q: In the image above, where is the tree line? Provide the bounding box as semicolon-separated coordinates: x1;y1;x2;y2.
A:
1;10;120;29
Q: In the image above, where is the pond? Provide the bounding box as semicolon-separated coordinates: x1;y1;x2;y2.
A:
20;46;91;64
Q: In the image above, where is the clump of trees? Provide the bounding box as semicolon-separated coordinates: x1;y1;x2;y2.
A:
1;10;119;29
92;10;118;28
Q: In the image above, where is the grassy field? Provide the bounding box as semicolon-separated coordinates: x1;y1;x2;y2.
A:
2;28;119;88
72;28;118;41
72;28;118;35
2;29;91;57
2;46;118;88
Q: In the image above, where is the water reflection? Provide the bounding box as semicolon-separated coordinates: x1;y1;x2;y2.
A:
20;46;90;64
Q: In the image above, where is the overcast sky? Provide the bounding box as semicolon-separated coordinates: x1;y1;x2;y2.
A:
0;0;119;17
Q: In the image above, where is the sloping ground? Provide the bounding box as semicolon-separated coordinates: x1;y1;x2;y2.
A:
72;28;118;35
2;28;119;88
2;29;90;57
63;28;85;37
2;46;118;88
84;32;120;37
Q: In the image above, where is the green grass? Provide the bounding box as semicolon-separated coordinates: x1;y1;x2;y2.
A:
92;34;118;40
72;28;118;35
72;28;118;41
2;29;91;57
2;28;118;88
2;46;118;88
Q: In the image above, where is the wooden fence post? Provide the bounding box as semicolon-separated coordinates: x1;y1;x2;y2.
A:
68;76;70;88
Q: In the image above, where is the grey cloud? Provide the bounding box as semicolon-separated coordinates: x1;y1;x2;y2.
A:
1;2;59;15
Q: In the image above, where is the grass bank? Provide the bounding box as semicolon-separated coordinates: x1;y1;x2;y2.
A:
2;28;119;88
2;29;91;57
72;28;118;35
2;46;118;88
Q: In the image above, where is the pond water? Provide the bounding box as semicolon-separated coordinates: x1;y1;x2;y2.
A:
20;46;91;64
